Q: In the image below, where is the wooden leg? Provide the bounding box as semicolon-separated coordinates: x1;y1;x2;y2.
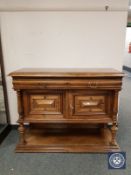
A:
18;121;26;145
17;90;26;145
110;123;118;146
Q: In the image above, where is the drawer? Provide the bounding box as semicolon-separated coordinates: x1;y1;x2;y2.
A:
69;90;112;118
13;78;122;90
23;90;65;119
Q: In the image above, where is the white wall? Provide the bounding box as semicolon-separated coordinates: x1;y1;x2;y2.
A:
123;28;131;68
0;0;128;11
0;1;128;124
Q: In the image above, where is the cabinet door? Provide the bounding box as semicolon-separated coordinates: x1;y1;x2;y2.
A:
23;90;65;120
68;90;112;119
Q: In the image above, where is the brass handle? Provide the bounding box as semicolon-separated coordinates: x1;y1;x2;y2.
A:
87;82;97;88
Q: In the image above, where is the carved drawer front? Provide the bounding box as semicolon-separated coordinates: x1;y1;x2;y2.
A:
69;91;111;117
23;91;64;118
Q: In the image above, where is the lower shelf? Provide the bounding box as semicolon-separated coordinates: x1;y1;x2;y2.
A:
16;127;120;153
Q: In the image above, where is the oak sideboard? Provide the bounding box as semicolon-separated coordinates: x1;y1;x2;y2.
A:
9;68;124;152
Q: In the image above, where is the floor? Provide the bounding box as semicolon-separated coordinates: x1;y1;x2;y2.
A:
0;73;131;175
0;84;7;133
0;125;4;131
0;85;5;112
0;84;6;127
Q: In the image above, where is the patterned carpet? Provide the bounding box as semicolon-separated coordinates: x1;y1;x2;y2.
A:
0;75;131;175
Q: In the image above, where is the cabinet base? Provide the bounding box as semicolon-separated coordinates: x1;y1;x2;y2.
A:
15;127;120;153
16;145;120;153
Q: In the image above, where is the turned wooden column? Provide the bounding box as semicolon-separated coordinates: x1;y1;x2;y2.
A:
110;90;119;146
17;90;26;145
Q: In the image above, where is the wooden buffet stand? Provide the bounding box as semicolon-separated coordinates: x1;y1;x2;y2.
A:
9;68;124;152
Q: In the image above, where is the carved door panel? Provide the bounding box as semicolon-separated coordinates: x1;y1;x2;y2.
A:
23;90;65;120
68;90;112;118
